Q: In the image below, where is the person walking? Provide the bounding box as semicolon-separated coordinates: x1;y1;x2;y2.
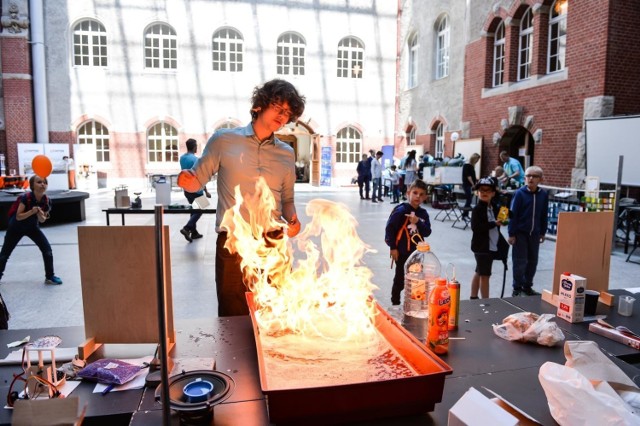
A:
404;150;418;188
461;153;480;220
356;154;371;200
385;179;432;306
370;150;384;203
508;166;549;297
63;156;76;189
0;175;62;286
470;177;509;299
178;79;305;317
179;138;211;242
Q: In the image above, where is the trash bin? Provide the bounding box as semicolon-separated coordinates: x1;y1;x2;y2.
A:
97;171;108;189
155;176;171;206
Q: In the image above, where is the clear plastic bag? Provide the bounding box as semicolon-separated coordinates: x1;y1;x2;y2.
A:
493;312;565;347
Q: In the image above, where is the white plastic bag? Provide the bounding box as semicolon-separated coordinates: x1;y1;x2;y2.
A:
492;312;565;347
539;362;640;425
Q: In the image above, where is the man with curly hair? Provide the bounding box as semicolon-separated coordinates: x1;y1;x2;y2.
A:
178;79;306;316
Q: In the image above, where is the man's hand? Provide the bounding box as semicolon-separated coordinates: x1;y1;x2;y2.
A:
177;170;201;193
287;214;301;238
508;236;516;246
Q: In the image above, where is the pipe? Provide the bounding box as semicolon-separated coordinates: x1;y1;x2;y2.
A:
28;0;49;143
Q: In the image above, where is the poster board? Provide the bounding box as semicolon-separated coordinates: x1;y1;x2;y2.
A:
16;143;44;176
16;143;69;190
77;226;175;355
585;115;640;185
552;211;614;294
320;146;332;186
454;138;482;178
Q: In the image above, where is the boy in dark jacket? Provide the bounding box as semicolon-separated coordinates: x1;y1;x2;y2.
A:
385;179;432;305
507;166;549;296
470;177;508;299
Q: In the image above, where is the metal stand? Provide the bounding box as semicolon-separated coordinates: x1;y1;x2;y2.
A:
154;205;171;426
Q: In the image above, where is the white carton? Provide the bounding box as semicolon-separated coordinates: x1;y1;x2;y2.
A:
557;273;587;323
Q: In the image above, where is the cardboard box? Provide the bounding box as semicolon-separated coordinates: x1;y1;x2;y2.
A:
557;273;587;323
449;387;540;425
588;322;640;350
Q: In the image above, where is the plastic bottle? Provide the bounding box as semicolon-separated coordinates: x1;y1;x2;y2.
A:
403;242;442;318
428;277;450;354
448;278;460;331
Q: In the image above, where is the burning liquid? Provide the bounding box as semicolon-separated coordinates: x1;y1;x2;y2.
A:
221;178;379;341
260;331;416;390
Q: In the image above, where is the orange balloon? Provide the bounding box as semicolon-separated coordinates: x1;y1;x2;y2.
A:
32;155;52;178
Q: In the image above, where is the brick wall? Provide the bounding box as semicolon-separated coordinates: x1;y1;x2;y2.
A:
463;2;612;186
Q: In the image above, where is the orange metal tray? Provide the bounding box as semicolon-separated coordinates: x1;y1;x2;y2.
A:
246;293;452;424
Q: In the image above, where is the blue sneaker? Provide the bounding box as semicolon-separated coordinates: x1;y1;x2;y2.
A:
45;276;63;285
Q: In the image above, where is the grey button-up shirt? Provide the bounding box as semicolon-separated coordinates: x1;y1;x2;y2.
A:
192;123;296;232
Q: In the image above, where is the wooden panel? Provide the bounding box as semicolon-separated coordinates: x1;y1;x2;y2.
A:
552;211;614;295
78;226;174;344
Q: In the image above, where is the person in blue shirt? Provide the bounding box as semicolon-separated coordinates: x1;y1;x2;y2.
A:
508;166;549;296
500;151;525;187
179;138;211;242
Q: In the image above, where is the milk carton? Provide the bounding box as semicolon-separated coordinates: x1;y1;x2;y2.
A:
557;273;587;323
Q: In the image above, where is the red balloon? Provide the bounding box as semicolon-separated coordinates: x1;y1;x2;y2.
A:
32;155;52;178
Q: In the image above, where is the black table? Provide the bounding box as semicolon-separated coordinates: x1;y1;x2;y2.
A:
2;296;640;425
102;208;216;226
0;190;90;230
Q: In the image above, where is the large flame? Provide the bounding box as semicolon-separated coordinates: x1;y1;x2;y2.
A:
221;178;378;342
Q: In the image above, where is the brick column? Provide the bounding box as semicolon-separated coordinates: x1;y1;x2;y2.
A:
1;35;34;172
504;18;520;83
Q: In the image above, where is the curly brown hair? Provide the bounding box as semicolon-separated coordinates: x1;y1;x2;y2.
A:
250;79;306;124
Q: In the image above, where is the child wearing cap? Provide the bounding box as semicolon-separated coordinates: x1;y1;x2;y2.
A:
470;177;509;299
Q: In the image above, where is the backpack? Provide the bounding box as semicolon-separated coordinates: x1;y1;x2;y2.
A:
7;192;48;220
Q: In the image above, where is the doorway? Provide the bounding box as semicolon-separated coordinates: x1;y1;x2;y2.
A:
498;125;534;169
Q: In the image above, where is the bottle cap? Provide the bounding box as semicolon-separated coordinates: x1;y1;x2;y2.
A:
436;277;447;285
416;242;430;252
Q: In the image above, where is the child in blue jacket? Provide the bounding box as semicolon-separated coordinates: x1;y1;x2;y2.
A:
507;166;549;296
385;179;432;305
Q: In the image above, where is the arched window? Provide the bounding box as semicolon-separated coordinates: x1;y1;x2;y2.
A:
408;32;419;89
548;0;568;73
435;16;450;79
72;19;108;67
408;127;416;146
337;36;364;78
518;8;533;81
215;121;239;131
77;120;110;162
144;23;177;69
147;122;179;163
212;28;243;72
335;126;362;164
277;32;305;76
435;123;444;159
493;21;505;87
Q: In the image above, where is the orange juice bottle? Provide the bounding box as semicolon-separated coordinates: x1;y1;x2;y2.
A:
428;278;450;354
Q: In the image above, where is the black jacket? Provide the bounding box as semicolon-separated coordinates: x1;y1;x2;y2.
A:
471;200;508;260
